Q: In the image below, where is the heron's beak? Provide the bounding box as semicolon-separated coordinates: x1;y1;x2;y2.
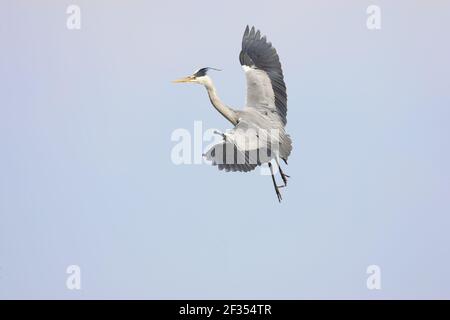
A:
172;76;195;83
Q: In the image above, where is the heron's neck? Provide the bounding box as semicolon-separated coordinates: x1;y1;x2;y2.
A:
204;80;238;125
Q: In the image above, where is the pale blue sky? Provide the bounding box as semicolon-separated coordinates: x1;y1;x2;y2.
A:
1;0;449;299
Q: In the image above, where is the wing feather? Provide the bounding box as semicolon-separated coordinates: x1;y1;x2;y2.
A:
203;120;281;173
239;26;288;125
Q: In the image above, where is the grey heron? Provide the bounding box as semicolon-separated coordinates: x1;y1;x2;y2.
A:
173;26;292;202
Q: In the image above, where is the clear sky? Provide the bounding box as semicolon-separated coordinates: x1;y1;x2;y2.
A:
1;0;449;299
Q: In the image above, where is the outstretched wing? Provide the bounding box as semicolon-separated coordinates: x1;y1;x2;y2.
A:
239;26;288;125
204;120;277;173
204;142;258;173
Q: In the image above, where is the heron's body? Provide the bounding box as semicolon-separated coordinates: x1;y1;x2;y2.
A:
174;26;292;202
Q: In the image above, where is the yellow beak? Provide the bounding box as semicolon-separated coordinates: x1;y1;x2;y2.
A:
172;76;194;83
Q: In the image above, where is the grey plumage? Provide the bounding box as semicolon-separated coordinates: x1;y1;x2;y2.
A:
174;25;292;201
240;25;288;126
206;25;291;173
204;142;258;172
205;112;291;173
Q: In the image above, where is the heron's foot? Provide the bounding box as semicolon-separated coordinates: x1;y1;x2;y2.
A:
275;158;290;187
213;130;226;139
280;171;290;187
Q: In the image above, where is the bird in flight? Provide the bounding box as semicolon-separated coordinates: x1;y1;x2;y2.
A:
173;26;292;202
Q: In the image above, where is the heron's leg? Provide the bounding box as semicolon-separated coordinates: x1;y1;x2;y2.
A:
268;162;282;202
275;157;289;187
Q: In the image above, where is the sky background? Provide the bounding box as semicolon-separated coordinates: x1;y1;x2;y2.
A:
1;0;449;299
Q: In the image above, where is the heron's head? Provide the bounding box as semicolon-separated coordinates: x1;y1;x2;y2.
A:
172;67;220;85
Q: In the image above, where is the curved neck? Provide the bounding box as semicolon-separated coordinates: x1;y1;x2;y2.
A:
203;78;238;125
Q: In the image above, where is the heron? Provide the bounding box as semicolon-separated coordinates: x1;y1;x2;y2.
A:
173;26;292;202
